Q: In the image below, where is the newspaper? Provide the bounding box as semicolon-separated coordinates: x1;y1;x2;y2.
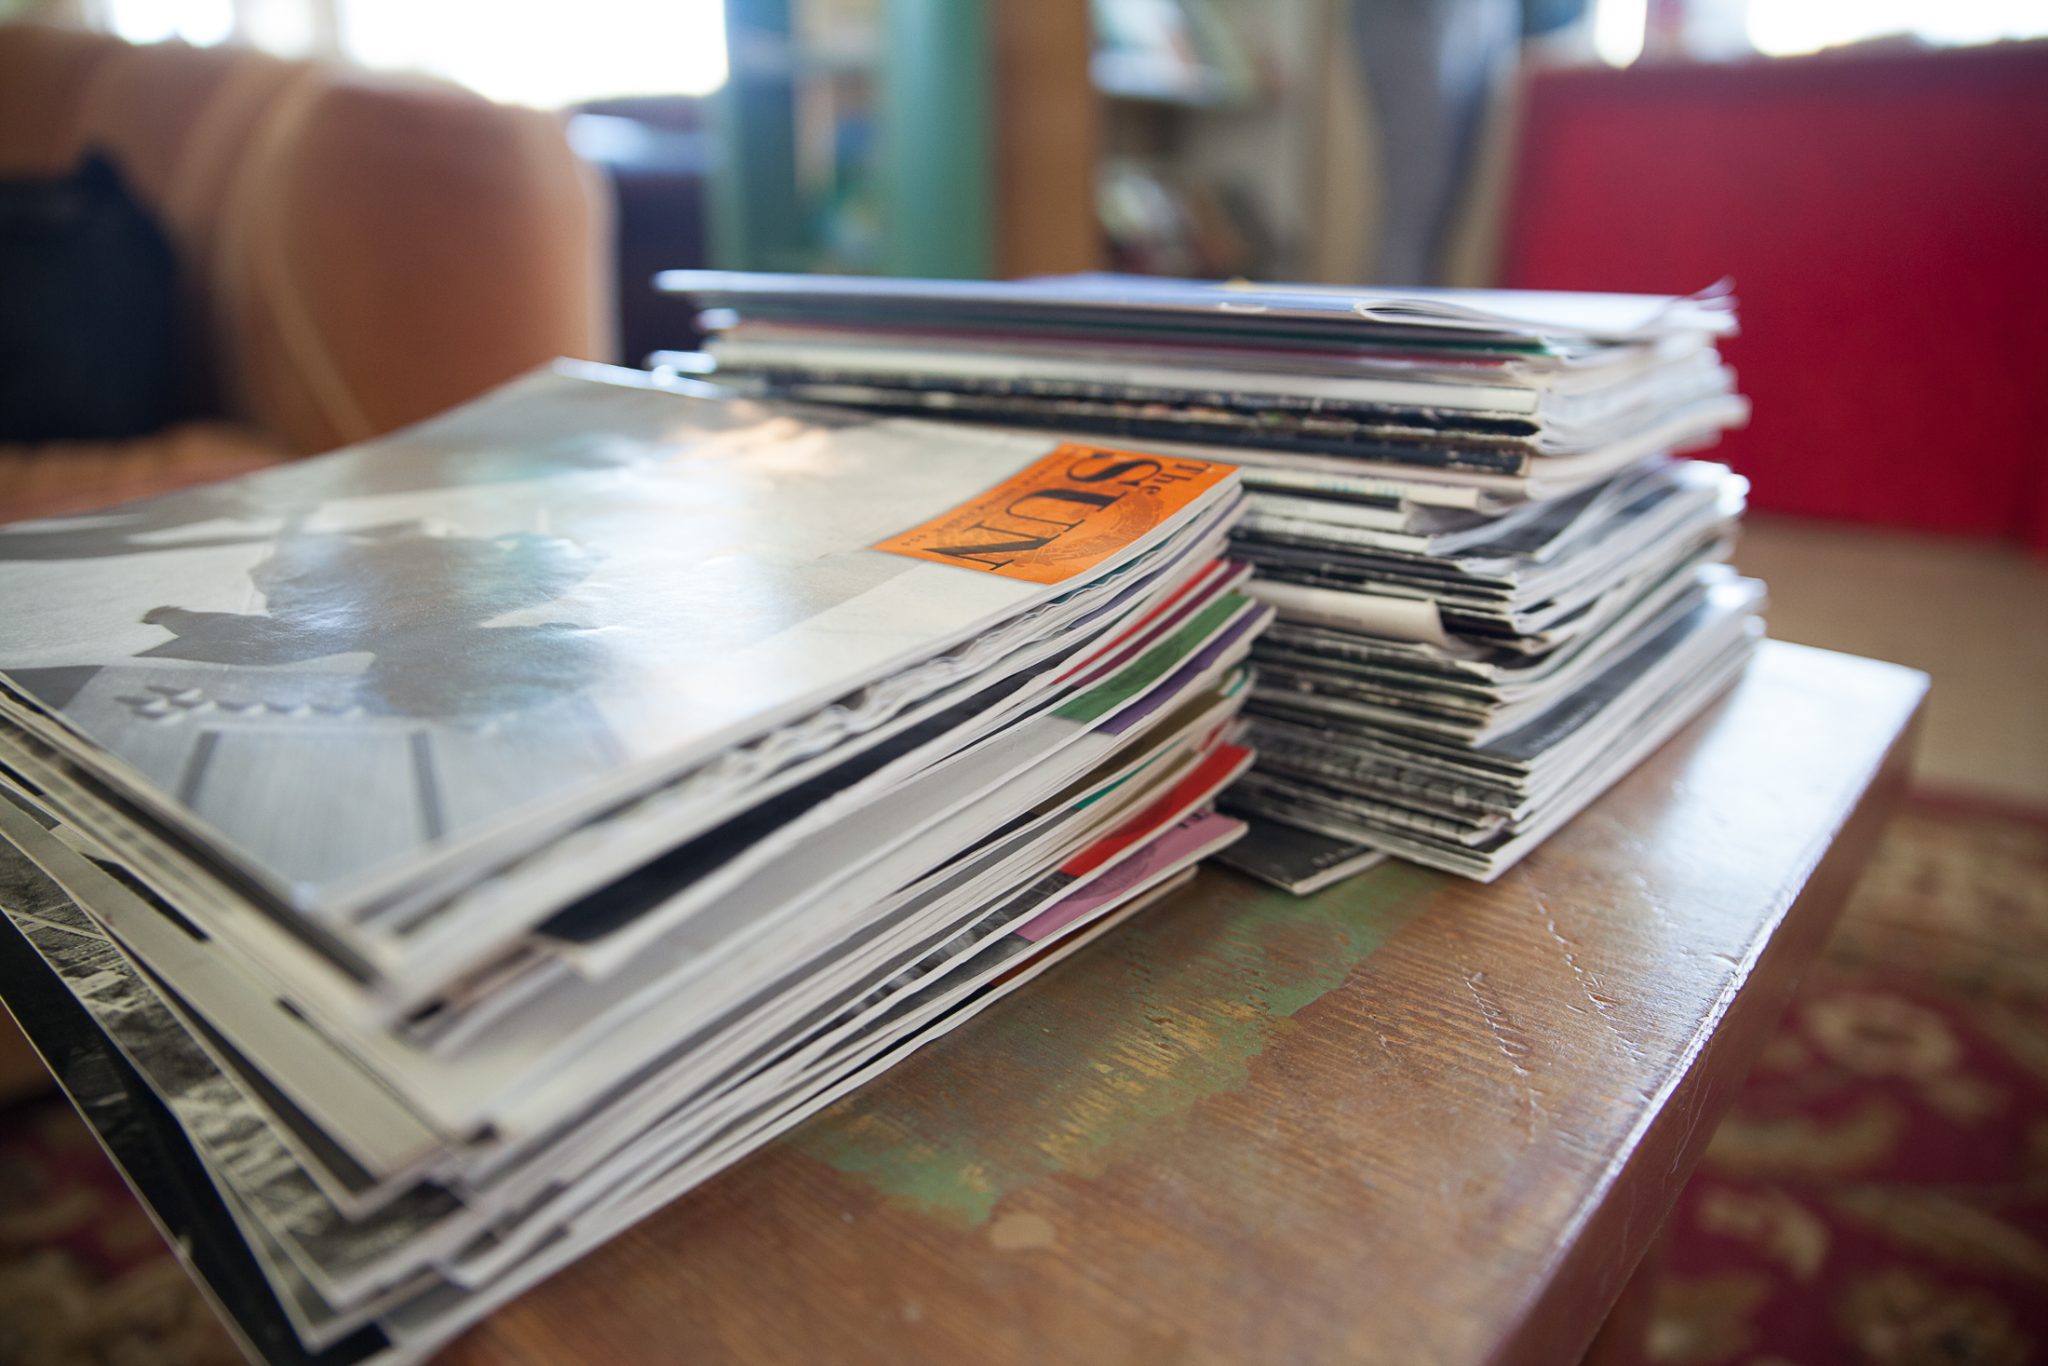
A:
0;795;1239;1364
1232;578;1765;878
0;363;1238;927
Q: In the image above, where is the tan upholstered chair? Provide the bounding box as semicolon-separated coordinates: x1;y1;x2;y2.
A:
0;22;613;521
0;23;613;1098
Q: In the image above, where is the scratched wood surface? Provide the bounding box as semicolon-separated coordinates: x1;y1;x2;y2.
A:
440;640;1924;1366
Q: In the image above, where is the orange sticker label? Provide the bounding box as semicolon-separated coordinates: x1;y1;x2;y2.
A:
874;444;1235;585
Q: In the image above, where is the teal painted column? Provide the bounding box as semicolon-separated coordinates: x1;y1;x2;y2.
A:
879;0;994;279
710;0;809;271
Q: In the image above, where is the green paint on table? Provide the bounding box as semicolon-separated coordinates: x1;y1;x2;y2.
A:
792;861;1441;1223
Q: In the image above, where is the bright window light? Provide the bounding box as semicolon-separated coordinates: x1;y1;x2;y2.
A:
106;0;234;46
1594;0;1647;66
107;0;730;107
338;0;728;108
238;0;321;58
1747;0;2048;56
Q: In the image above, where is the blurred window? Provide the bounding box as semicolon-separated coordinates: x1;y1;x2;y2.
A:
95;0;728;106
1744;0;2048;56
1587;0;2048;63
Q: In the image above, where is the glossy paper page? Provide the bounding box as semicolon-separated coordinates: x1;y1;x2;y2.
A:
0;364;1233;916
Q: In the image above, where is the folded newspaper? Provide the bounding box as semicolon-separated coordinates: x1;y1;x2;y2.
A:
0;362;1271;1362
664;271;1766;886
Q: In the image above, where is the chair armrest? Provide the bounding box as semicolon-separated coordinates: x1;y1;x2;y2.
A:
219;75;615;454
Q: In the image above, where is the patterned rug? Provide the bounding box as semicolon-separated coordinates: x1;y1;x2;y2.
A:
1653;793;2048;1366
0;1098;241;1365
1;792;2044;1366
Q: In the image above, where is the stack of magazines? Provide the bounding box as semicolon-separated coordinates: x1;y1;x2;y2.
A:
666;271;1766;887
0;364;1269;1361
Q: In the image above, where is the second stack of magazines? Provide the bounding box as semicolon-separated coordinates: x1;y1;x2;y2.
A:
671;271;1766;888
0;365;1267;1361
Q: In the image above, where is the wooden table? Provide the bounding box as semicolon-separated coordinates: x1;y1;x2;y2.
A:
444;640;1925;1366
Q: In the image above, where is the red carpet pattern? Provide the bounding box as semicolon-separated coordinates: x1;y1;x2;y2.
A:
1654;795;2048;1366
0;1095;240;1365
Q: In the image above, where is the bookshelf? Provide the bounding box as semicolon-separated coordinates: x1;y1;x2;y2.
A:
705;0;1345;283
709;0;1098;279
